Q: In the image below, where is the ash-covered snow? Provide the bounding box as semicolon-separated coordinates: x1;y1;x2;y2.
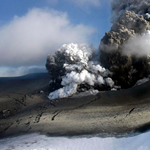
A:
46;43;114;100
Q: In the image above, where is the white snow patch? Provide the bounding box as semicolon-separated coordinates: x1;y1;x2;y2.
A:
1;132;150;150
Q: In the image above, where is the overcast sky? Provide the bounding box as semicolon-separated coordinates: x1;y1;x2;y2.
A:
0;0;111;77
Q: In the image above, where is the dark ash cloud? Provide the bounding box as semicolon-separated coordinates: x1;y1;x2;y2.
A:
99;0;150;88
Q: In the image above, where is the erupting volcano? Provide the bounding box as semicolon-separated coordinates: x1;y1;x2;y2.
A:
46;0;150;99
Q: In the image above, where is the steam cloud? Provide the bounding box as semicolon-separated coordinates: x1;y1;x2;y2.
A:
100;0;150;88
46;43;115;99
122;30;150;57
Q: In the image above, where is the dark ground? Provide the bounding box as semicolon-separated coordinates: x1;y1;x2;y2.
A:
0;73;150;138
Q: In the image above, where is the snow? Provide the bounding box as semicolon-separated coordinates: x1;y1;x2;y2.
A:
0;132;150;150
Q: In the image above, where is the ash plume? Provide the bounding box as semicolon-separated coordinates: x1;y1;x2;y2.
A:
100;0;150;88
46;0;150;99
111;0;150;23
46;43;115;99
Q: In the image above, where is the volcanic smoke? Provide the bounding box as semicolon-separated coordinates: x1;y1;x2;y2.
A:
46;0;150;99
100;0;150;88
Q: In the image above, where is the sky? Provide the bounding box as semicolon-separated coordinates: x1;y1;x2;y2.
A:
0;0;111;77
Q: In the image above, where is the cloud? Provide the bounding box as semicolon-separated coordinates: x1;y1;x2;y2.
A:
0;8;95;67
68;0;101;7
122;30;150;57
0;66;47;77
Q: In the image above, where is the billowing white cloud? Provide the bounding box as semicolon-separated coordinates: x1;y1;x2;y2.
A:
69;0;101;7
47;43;112;99
0;8;95;67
